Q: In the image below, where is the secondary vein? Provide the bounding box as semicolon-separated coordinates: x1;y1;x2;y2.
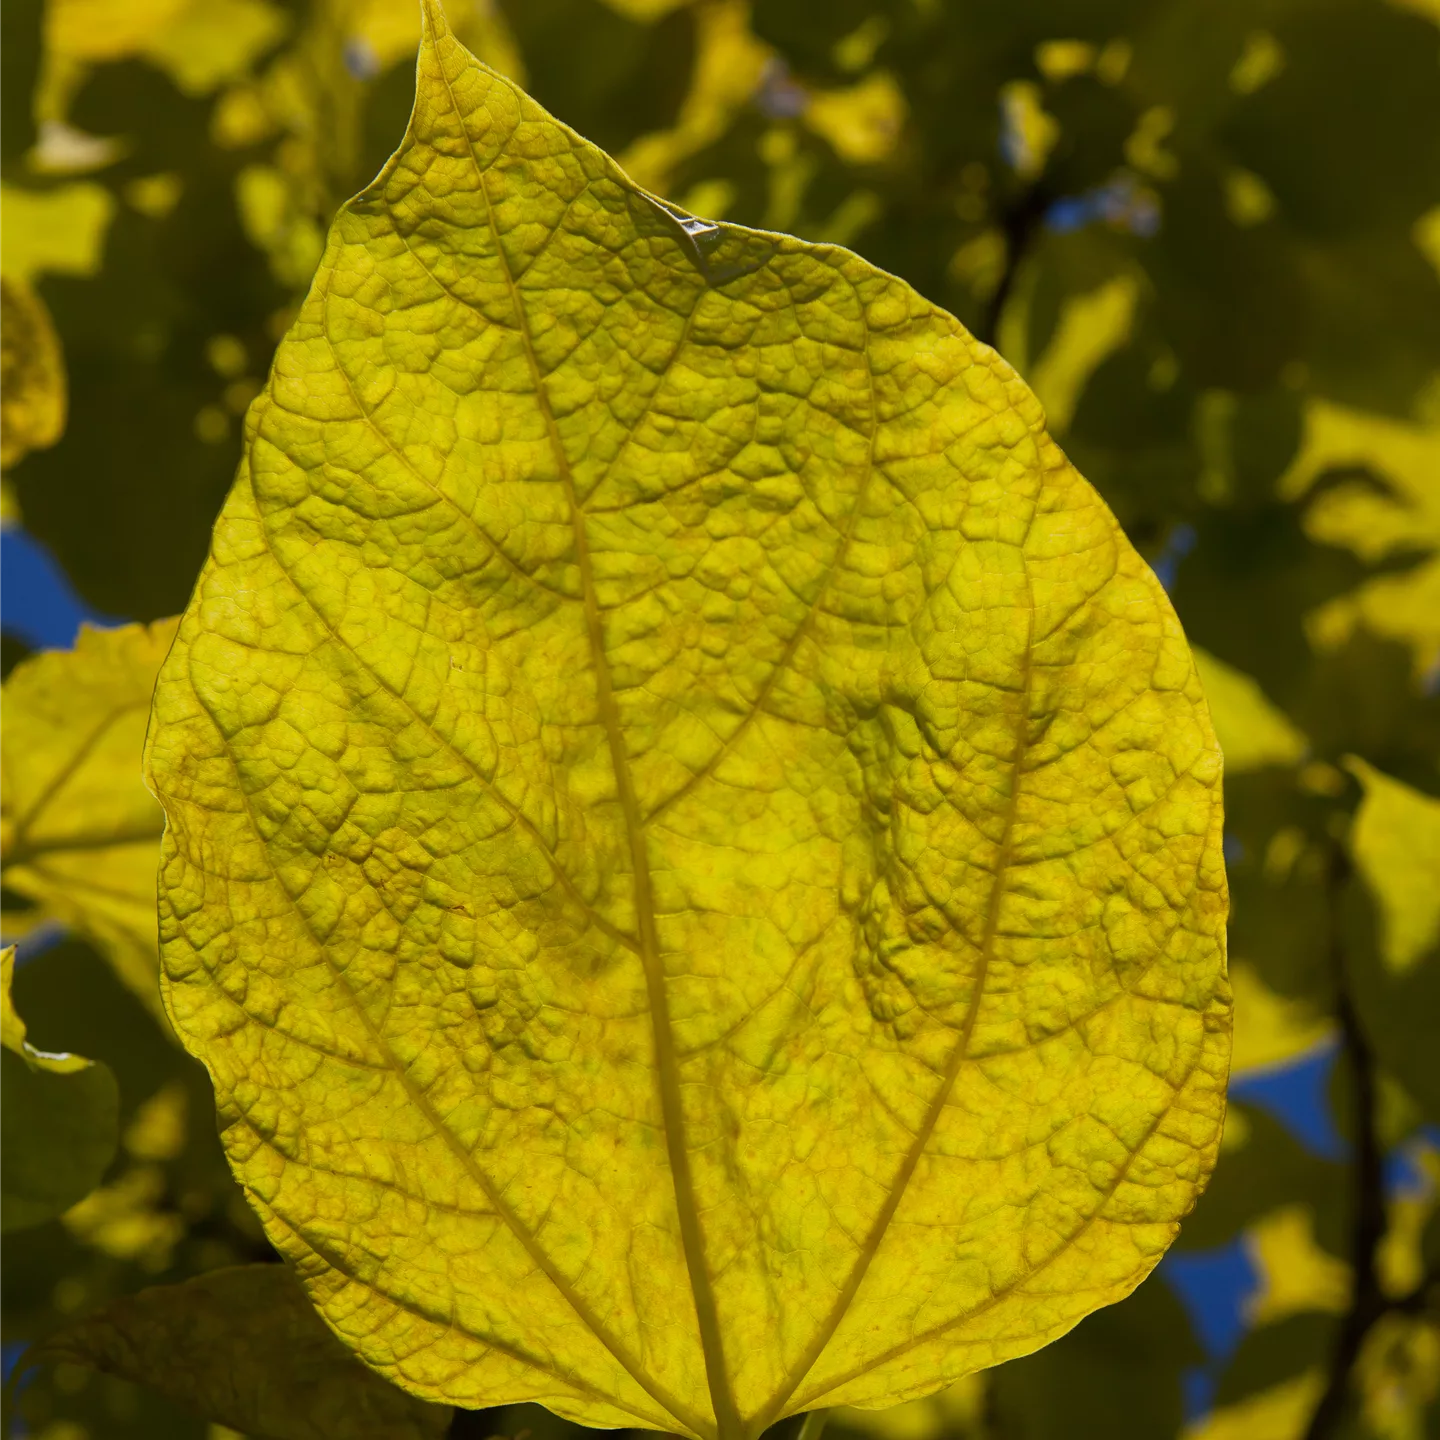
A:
435;39;742;1440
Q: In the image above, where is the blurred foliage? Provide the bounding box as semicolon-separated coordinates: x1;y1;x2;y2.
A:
0;0;1437;1437
1;621;178;1020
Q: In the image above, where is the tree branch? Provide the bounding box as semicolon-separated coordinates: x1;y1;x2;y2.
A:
1302;842;1388;1440
975;185;1051;354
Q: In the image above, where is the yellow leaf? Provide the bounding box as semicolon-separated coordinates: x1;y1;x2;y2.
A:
37;1264;452;1439
144;7;1231;1433
999;81;1059;180
1281;400;1440;682
1183;1371;1324;1440
45;0;186;63
45;0;287;95
621;0;771;195
141;0;289;98
1346;758;1440;974
61;1163;186;1269
2;620;179;1020
1034;40;1096;83
1245;1204;1351;1326
0;183;114;287
1;276;67;471
1125;106;1179;181
1227;961;1333;1076
805;72;907;167
1355;1313;1440;1440
1191;648;1308;773
1027;274;1139;436
122;1080;189;1163
1378;1140;1439;1301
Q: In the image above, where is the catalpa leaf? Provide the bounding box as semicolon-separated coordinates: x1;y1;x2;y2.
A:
2;946;119;1232
36;1263;453;1440
144;5;1230;1433
2;619;179;1021
0;274;66;471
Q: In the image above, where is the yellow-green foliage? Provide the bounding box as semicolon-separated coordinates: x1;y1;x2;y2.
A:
142;9;1229;1433
2;621;179;1018
38;1264;453;1439
2;947;119;1232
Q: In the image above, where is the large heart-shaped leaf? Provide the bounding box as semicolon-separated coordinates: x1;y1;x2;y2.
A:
144;5;1231;1435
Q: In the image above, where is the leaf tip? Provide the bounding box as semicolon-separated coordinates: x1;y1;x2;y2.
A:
418;0;452;49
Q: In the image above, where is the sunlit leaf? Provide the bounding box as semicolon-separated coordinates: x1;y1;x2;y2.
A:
1354;1312;1440;1438
1025;273;1138;438
1346;758;1440;976
1378;1137;1440;1301
143;7;1231;1433
44;0;287;97
1191;648;1308;774
619;0;771;199
804;71;907;167
1;946;119;1232
0;181;114;286
833;1373;986;1440
2;619;179;1019
1184;1370;1325;1440
1244;1204;1351;1327
0;274;67;470
37;1263;453;1440
1227;961;1332;1075
1282;400;1440;684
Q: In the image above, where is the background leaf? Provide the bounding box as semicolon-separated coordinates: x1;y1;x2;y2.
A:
2;619;179;1017
37;1263;453;1440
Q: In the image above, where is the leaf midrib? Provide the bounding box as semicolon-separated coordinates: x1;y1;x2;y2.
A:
431;39;1046;1433
750;563;1039;1430
434;42;741;1440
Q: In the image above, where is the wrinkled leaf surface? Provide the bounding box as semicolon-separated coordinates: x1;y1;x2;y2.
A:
145;8;1230;1435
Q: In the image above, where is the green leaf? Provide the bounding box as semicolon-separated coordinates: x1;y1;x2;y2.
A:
2;946;119;1232
2;620;179;1019
36;1263;452;1440
144;6;1231;1434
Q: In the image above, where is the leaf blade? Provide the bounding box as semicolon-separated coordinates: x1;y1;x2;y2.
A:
1;619;179;1019
145;7;1231;1433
